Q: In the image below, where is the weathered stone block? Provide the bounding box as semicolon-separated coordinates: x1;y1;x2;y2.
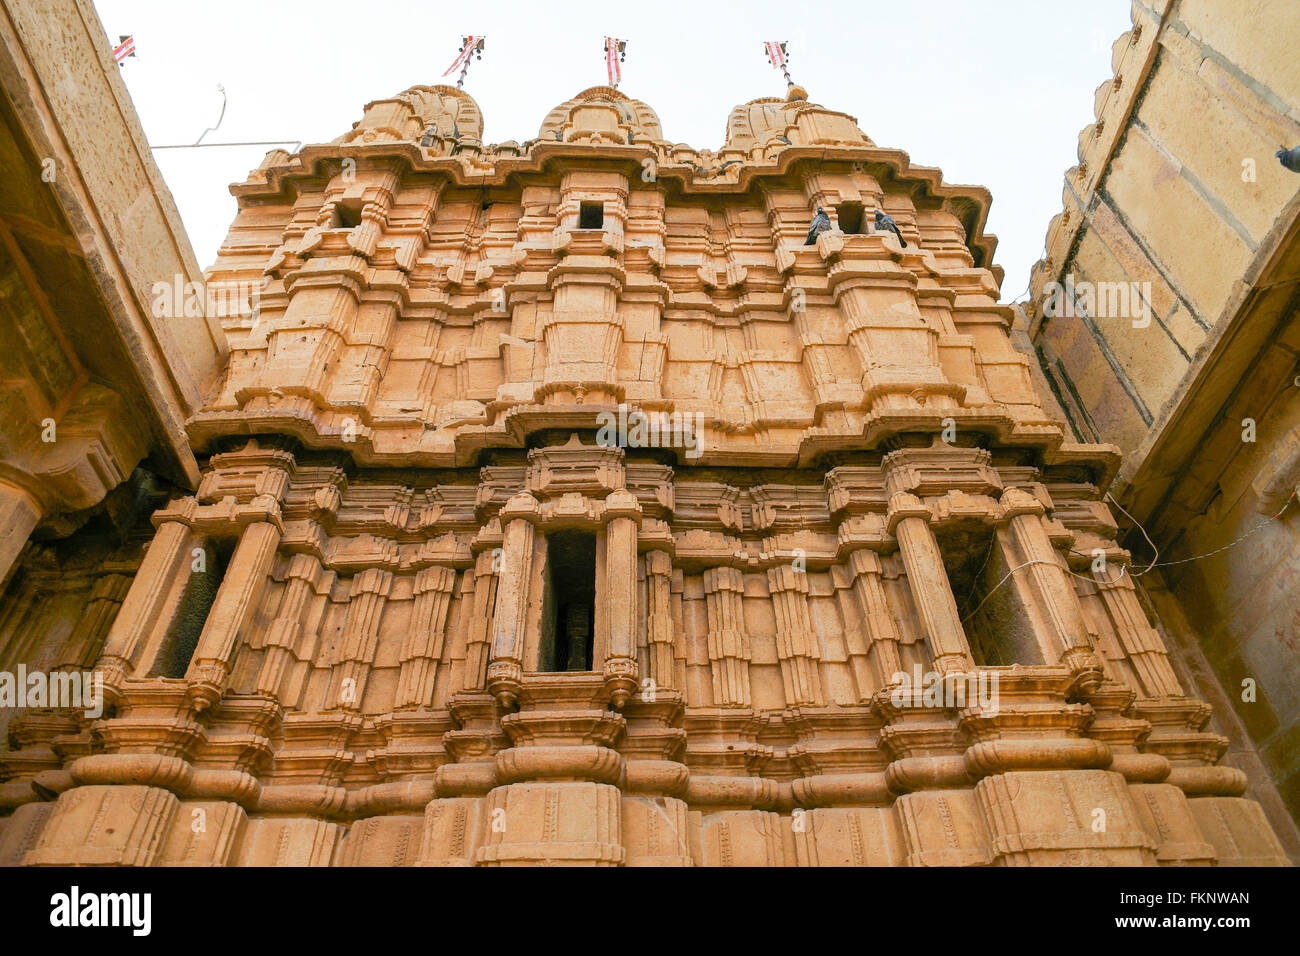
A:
156;800;247;866
792;806;907;866
24;786;177;866
476;782;623;866
338;814;423;866
232;817;343;866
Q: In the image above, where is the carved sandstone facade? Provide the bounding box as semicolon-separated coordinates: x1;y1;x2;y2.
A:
0;76;1290;865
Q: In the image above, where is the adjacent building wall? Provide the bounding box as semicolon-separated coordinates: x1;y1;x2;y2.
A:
0;0;227;586
1028;0;1300;854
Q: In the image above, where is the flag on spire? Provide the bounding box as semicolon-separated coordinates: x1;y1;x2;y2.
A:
443;36;485;87
604;37;626;87
763;41;794;86
113;34;136;66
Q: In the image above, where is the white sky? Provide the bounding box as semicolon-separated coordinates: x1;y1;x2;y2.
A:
92;0;1133;302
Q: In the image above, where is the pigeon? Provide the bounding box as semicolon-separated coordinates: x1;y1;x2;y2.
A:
419;124;438;147
874;209;908;247
805;206;833;245
1277;145;1300;173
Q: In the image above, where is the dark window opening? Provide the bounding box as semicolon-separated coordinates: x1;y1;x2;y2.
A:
578;201;604;230
836;202;865;235
333;201;363;229
540;531;596;671
942;527;1044;667
151;538;235;678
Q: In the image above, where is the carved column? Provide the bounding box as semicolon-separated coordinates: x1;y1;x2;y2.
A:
55;572;132;670
995;488;1104;692
766;565;823;706
254;553;323;699
644;549;676;692
845;548;904;688
464;540;501;690
395;565;458;710
98;517;196;696
702;566;750;708
1090;567;1183;699
886;492;974;676
185;515;282;711
325;567;393;712
0;480;42;590
602;490;640;708
486;493;540;708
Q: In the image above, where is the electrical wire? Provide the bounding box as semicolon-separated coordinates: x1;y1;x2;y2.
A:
960;557;1101;623
1123;491;1296;574
959;492;1296;623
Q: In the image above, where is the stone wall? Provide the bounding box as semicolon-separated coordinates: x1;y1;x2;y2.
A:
0;0;227;587
1027;0;1300;855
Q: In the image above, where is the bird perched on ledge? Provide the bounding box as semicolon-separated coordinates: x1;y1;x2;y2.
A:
1278;145;1300;173
805;206;832;245
874;209;908;247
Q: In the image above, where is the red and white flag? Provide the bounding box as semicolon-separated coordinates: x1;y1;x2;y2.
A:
442;36;479;77
113;34;136;66
764;41;787;70
604;37;624;86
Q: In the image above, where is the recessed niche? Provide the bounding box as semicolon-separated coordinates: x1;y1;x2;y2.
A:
578;201;604;230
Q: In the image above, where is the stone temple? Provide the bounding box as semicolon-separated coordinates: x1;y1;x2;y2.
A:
0;62;1291;863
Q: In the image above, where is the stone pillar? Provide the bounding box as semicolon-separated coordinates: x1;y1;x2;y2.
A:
185;517;282;711
0;480;41;590
995;488;1104;691
98;517;196;695
886;492;974;676
702;566;750;708
325;567;394;713
254;553;322;699
602;490;640;708
1091;566;1183;699
486;494;540;708
464;542;501;690
395;565;458;710
644;549;675;692
54;572;131;670
766;564;823;706
845;549;904;690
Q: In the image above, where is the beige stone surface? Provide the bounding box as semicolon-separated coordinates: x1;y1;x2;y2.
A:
0;5;1292;866
0;0;227;588
1027;0;1300;858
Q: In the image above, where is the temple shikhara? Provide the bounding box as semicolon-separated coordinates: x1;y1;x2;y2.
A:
0;0;1294;866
